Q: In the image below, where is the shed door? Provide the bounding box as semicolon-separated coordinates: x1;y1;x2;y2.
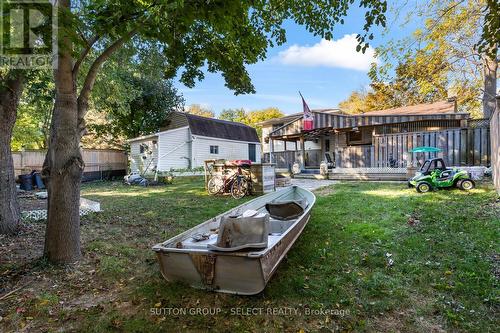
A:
248;144;256;162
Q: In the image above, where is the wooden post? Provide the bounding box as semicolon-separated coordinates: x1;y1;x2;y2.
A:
491;96;500;194
320;136;325;162
300;136;305;170
269;138;274;164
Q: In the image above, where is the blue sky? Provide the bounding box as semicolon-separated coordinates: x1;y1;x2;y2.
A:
175;3;422;115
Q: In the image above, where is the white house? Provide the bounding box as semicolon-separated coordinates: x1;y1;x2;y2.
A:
128;112;261;173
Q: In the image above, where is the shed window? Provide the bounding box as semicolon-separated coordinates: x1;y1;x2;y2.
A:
210;145;219;154
140;143;149;153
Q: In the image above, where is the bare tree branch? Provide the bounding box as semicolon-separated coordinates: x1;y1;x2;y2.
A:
77;28;138;123
73;34;100;77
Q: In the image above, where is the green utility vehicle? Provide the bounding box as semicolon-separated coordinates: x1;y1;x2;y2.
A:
408;158;475;193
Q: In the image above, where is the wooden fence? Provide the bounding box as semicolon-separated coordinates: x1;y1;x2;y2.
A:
337;146;373;168
373;127;490;167
13;149;128;178
491;98;500;194
265;125;491;170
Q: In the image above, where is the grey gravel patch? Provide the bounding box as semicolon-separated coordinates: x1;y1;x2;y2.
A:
286;178;338;191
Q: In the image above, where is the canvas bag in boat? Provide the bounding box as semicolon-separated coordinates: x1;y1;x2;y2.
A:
208;213;269;251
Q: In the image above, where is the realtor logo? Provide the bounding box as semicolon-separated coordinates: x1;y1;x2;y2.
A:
0;0;56;68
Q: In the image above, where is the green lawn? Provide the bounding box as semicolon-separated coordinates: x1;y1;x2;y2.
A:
1;178;498;332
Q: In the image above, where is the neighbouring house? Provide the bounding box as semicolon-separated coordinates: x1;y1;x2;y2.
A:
128;112;261;174
261;98;491;172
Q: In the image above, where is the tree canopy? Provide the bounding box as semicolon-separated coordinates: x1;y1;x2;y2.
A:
339;0;497;118
218;107;284;137
83;42;184;146
219;108;247;123
185;104;215;118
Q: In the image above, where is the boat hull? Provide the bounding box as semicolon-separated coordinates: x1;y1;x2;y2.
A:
153;186;315;295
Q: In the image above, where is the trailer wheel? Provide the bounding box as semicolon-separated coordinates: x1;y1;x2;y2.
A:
416;182;431;193
459;179;475;191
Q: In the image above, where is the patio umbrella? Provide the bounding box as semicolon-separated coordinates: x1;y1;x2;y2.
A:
409;146;442;153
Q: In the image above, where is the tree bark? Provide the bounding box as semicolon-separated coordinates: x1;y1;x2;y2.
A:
43;0;83;263
0;72;23;235
482;51;498;119
43;0;137;263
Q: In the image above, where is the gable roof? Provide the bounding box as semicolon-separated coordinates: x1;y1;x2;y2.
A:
260;100;459;127
358;100;457;116
258;108;344;126
167;112;260;143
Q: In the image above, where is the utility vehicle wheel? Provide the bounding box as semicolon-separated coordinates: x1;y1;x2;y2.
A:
416;182;431;193
459;179;475;191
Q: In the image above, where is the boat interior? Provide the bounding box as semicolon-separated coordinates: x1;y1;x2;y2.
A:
162;188;311;253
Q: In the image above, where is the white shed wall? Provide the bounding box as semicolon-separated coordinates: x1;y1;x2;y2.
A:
191;135;261;168
156;126;191;171
129;137;158;174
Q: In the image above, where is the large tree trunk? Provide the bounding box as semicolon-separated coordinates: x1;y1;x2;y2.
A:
482;52;498;119
0;72;23;235
43;0;83;263
43;0;135;263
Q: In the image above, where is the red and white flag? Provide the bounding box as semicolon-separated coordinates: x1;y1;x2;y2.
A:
300;92;314;131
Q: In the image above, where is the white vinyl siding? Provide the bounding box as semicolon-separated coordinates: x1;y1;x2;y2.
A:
156;126;191;171
129;137;158;174
129;126;263;172
191;135;261;168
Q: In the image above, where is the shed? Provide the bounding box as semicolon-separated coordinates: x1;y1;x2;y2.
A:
128;112;261;174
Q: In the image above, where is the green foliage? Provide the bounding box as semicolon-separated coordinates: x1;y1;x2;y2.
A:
340;0;488;117
81;42;184;146
89;74;183;141
11;70;54;150
218;108;246;122
73;0;388;95
477;0;500;57
217;107;284;137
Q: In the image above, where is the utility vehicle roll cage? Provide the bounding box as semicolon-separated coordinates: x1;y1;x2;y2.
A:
419;158;447;175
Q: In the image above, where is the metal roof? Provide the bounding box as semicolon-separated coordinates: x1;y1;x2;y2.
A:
182;113;260;143
358;100;457;116
129;112;260;143
268;100;469;138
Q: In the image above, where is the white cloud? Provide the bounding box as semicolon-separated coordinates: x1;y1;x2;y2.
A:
277;34;377;71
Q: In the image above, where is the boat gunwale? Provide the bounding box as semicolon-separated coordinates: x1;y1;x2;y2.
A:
152;186;316;259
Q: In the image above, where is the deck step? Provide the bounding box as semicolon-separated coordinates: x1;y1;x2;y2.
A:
328;173;407;181
293;174;328;180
